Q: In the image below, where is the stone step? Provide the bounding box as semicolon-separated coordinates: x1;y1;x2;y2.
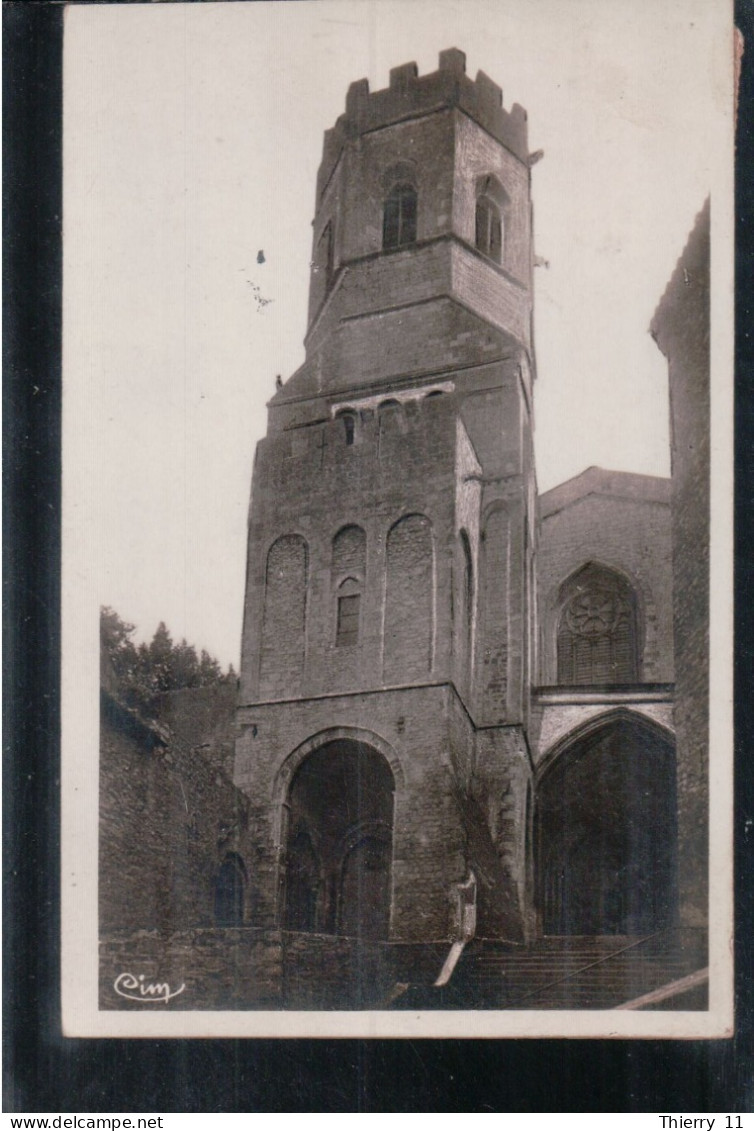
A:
389;929;708;1010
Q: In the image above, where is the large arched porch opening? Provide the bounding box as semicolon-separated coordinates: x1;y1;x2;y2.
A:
535;714;677;936
281;738;395;939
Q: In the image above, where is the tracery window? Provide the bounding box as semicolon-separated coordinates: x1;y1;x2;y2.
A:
557;565;638;685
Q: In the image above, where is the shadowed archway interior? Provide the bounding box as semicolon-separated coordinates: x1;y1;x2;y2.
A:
536;717;677;935
282;740;395;939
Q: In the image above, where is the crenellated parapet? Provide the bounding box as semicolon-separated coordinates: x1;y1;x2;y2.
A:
316;48;529;203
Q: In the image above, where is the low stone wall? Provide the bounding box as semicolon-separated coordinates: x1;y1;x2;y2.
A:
281;932;392;1009
100;929;283;1010
100;709;249;935
99;929;403;1011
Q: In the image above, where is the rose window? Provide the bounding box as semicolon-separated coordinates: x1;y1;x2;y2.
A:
564;589;629;637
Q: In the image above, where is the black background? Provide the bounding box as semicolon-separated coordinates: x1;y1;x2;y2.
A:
4;0;753;1113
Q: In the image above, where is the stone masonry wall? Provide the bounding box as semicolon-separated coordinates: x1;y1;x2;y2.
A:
384;514;434;683
235;684;482;942
259;534;308;700
471;724;532;938
154;684;238;777
242;395;459;704
100;929;411;1010
100;689;246;935
537;470;674;686
651;201;710;928
100;929;282;1011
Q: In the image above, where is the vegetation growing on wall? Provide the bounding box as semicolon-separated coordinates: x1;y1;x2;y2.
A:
101;606;235;710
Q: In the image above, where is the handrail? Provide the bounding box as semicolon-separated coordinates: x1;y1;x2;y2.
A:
433;872;477;987
434;941;466;987
613;966;708;1010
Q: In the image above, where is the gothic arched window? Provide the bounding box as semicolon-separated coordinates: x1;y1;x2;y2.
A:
383;183;417;250
474;174;508;265
475;195;503;263
556;564;639;685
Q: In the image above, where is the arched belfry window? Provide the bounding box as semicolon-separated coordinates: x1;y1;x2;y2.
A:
336;409;356;446
383;183;417;250
476;196;503;262
474;175;508;264
556;564;639;685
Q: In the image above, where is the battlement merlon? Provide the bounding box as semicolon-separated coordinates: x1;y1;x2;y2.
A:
316;48;529;203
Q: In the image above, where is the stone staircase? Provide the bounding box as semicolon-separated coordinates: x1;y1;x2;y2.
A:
388;928;708;1010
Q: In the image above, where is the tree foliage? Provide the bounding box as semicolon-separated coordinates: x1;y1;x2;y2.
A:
101;606;236;709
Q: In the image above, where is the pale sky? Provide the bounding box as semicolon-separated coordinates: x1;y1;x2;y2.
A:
64;0;730;669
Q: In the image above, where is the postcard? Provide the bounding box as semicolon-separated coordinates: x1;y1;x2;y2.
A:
61;0;735;1038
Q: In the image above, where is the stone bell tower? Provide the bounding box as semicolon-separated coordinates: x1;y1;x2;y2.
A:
235;49;538;944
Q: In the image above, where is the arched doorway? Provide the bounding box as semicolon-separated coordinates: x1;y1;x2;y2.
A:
536;716;677;935
282;740;395;939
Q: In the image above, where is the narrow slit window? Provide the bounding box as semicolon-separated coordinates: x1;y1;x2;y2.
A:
336;593;360;647
317;220;335;293
323;221;334;287
475;196;503;264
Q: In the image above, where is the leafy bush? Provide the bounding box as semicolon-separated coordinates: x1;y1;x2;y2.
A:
100;606;235;710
